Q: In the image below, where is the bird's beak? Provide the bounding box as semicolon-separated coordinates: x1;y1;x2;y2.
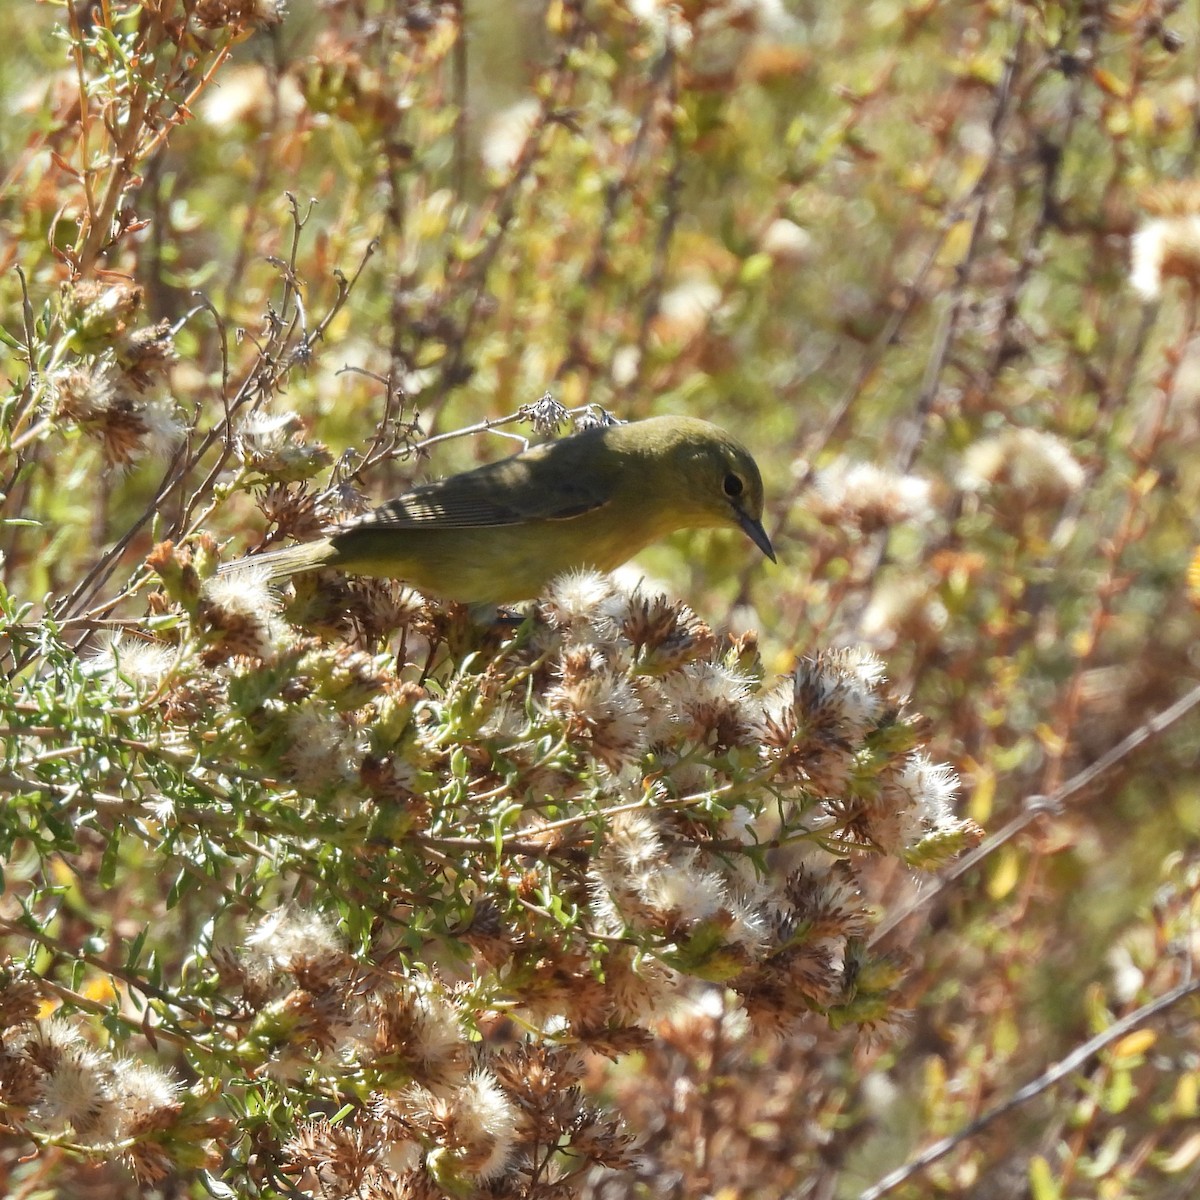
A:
737;510;776;562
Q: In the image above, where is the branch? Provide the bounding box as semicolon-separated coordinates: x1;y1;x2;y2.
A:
858;976;1200;1200
872;677;1200;946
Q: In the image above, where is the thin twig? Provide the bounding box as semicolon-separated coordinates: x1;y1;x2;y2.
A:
872;677;1200;945
858;977;1200;1200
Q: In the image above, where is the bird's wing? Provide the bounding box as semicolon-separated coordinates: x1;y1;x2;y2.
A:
348;454;613;531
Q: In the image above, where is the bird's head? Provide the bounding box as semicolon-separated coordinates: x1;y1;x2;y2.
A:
635;416;776;562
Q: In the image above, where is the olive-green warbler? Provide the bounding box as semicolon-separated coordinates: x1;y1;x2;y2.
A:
223;415;774;603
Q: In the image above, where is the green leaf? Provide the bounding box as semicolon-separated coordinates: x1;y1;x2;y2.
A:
1028;1155;1061;1200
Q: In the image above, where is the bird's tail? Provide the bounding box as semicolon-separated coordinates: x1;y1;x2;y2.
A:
217;538;336;581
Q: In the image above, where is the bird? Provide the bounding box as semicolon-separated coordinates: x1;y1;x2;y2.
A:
220;415;774;604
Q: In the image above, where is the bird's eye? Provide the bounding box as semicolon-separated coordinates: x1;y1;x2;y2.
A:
723;472;745;499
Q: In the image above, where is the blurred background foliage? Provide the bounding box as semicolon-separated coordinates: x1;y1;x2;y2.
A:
4;0;1200;1197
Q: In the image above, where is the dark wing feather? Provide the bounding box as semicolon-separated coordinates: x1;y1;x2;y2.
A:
348;448;614;531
